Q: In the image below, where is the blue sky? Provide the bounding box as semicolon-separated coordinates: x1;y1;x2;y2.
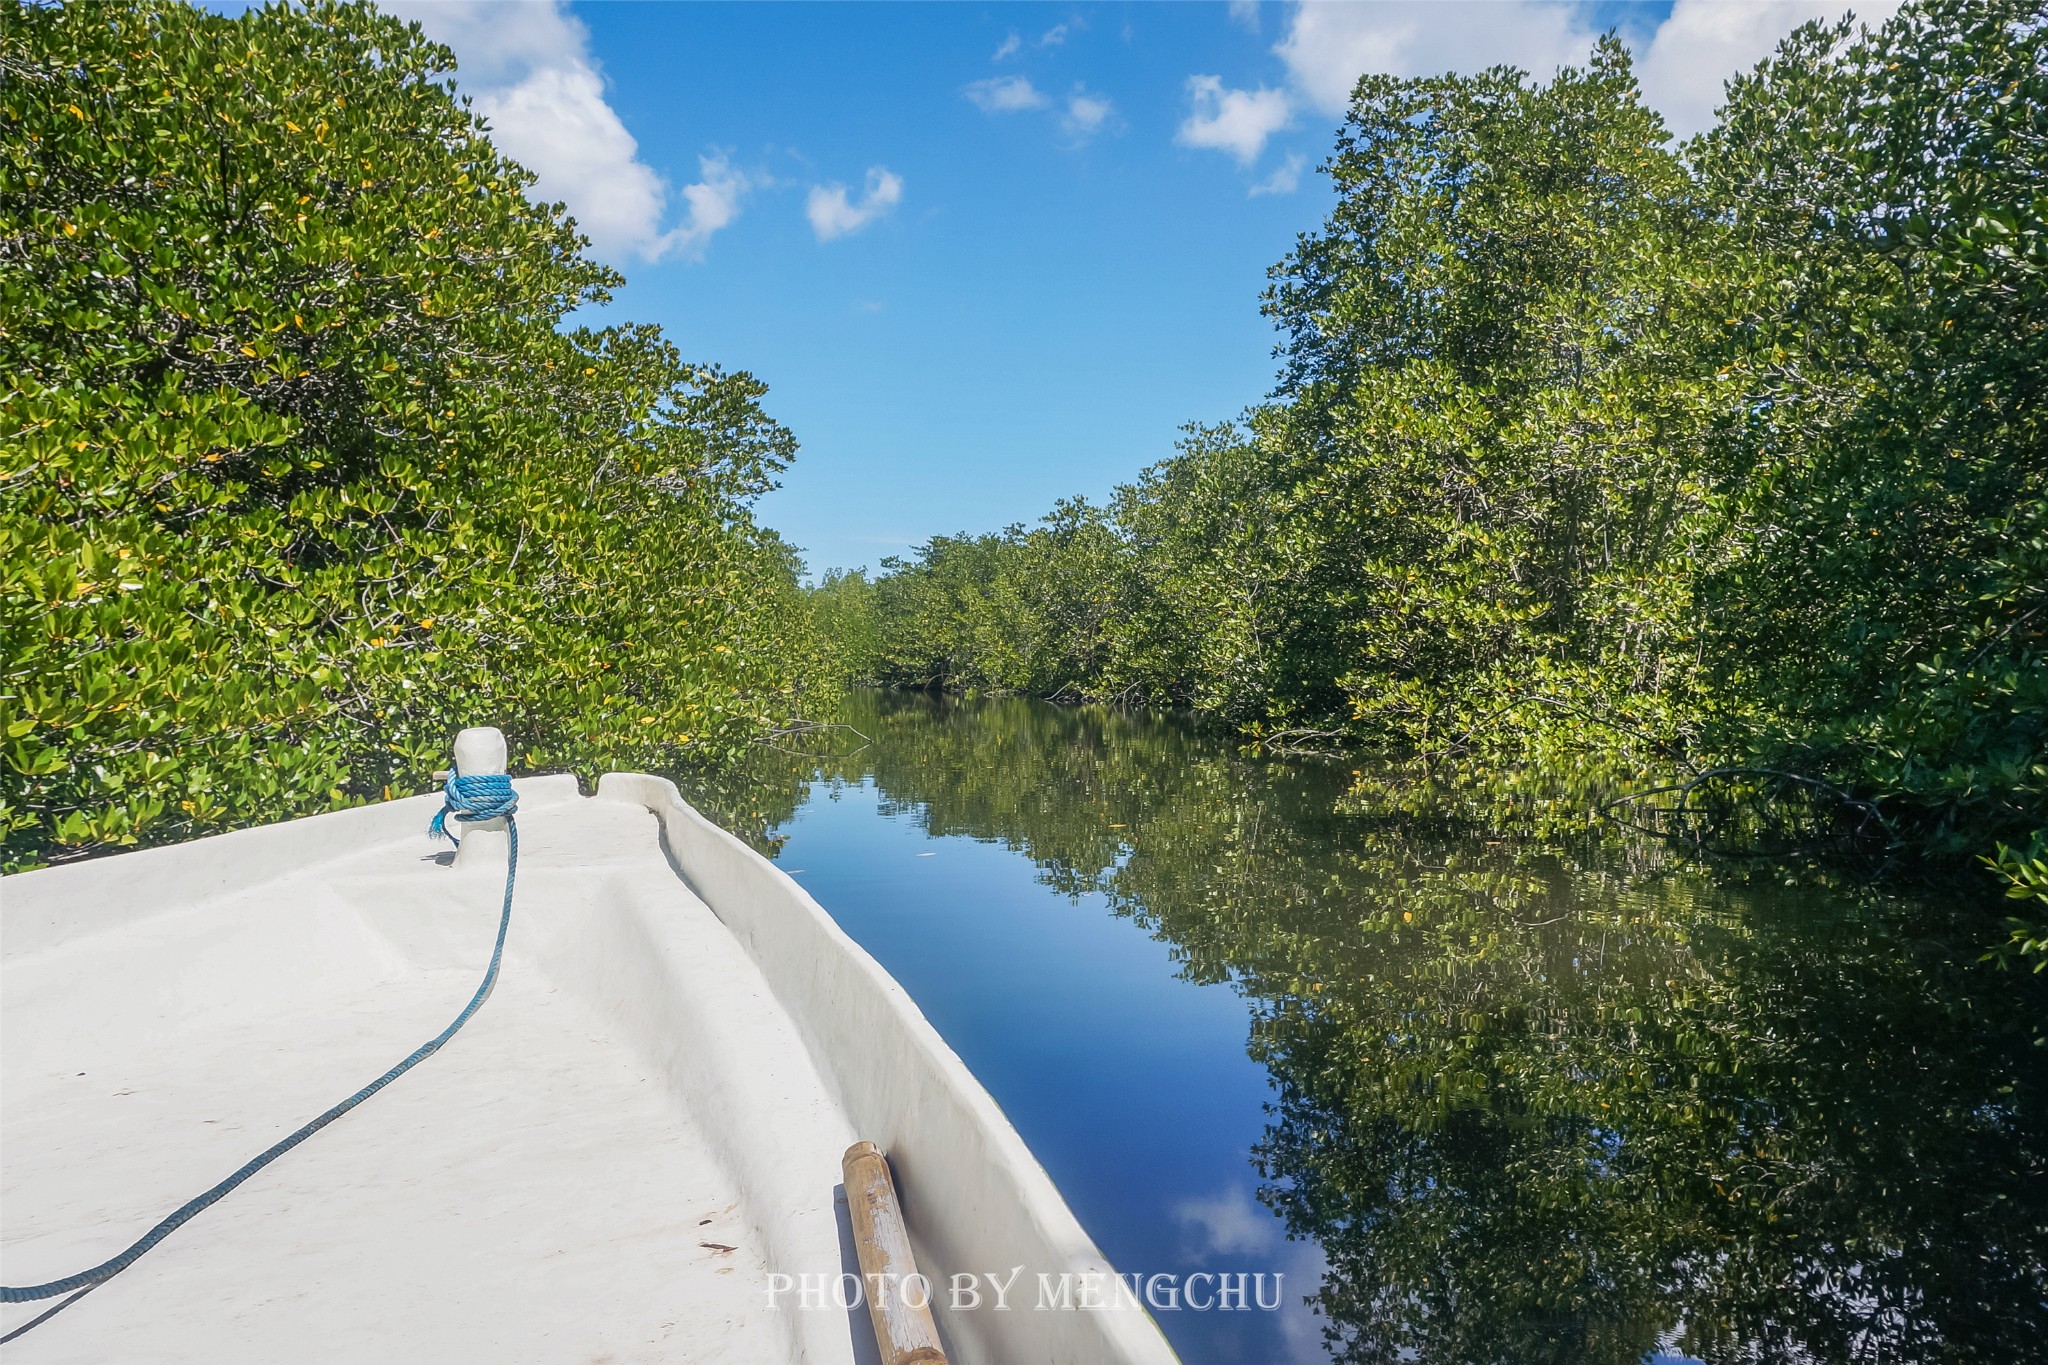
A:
391;1;1895;576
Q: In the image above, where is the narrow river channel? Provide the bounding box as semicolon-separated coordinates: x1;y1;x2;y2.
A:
682;692;2047;1365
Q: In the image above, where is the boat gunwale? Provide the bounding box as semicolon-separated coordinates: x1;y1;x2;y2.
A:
599;771;1181;1365
2;772;1182;1365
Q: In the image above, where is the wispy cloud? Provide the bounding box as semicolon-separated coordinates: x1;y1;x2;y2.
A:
1040;22;1070;47
1175;1186;1331;1363
1062;88;1116;139
806;167;904;241
993;30;1022;60
1228;0;1261;32
969;69;1117;147
387;0;745;262
1177;1188;1283;1257
1176;74;1292;165
1248;151;1304;196
964;74;1049;113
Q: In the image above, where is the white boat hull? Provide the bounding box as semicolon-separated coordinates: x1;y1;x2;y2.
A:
1;774;1181;1364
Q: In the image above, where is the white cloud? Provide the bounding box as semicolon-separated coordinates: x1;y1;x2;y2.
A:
967;71;1116;146
1268;0;1903;140
1040;22;1071;47
964;74;1049;113
385;0;579;86
806;167;904;241
666;154;750;258
386;0;742;262
1275;1;1600;116
1177;1188;1282;1257
1063;89;1116;139
993;30;1022;60
1175;1187;1331;1364
1637;0;1901;137
1249;151;1305;196
1177;74;1293;165
1228;0;1261;31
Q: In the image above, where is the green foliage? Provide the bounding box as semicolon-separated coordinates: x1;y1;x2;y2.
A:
849;0;2045;885
1986;831;2048;970
806;568;883;685
860;498;1129;697
1692;0;2047;854
1;0;833;869
1256;36;1731;757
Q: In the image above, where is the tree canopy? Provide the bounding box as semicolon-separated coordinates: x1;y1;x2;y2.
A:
2;0;834;869
833;0;2046;939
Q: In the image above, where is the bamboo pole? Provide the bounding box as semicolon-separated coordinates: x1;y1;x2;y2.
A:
841;1141;949;1365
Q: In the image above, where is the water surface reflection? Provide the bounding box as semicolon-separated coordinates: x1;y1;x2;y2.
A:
682;693;2046;1364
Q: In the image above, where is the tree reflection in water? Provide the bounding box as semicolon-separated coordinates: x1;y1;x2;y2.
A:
682;691;2047;1363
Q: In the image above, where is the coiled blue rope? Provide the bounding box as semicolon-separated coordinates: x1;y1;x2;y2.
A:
0;772;520;1342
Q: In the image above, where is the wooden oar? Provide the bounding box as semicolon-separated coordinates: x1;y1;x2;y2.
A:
841;1142;949;1365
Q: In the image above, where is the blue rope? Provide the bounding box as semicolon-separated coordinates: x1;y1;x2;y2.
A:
0;772;521;1341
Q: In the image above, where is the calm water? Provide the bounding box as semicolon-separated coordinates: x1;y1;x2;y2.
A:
682;693;2047;1365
